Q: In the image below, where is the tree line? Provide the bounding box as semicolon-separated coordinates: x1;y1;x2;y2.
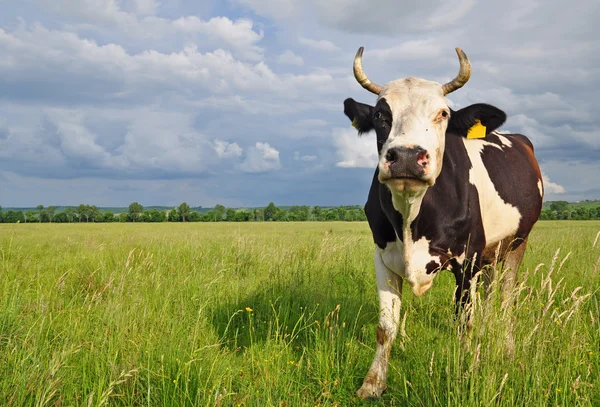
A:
539;201;600;220
2;201;600;223
0;202;368;223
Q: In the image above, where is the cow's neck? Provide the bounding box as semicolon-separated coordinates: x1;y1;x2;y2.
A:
391;189;426;241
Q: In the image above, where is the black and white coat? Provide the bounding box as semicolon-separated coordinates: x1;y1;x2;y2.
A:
344;76;543;399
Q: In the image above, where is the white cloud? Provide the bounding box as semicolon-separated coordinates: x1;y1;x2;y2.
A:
241;142;281;173
298;37;339;52
213;140;243;159
294;152;317;161
332;128;378;168
173;16;264;60
541;171;565;194
277;50;303;66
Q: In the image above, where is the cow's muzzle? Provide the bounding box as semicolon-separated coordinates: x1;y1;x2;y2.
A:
384;146;429;180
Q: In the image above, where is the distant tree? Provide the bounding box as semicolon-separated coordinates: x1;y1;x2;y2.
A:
226;208;236;221
178;202;191;222
63;207;76;223
574;207;590;220
76;204;89;222
189;211;201;222
272;208;287;221
25;210;37;223
213;204;225;222
142;209;164;222
312;206;324;221
36;204;44;221
253;208;264;222
168;209;180;222
128;202;144;222
4;210;24;223
46;206;56;223
87;206;101;222
558;209;571;220
550;201;569;213
118;212;128;222
235;211;252;222
288;205;309;221
102;211;115;222
0;206;3;223
54;212;68;223
264;202;278;221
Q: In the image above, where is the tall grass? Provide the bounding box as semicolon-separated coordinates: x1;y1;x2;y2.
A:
0;221;598;406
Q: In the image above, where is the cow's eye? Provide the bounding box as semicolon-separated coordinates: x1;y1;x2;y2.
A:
441;111;448;118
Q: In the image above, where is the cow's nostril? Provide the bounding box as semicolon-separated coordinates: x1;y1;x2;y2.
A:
385;149;398;162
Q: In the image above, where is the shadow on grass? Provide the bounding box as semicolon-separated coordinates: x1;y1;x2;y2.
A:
210;276;379;357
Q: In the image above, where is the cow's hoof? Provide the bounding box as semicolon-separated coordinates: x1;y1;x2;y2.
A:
356;380;386;400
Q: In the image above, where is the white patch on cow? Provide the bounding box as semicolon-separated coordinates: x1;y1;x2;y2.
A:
496;134;513;147
379;232;440;297
374;248;403;332
462;138;522;246
379;240;406;278
403;235;440;296
537;179;543;197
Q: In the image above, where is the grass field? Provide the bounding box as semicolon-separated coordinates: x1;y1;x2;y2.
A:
1;221;599;406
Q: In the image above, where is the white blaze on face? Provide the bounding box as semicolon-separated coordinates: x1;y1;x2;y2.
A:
462;138;522;246
377;77;450;184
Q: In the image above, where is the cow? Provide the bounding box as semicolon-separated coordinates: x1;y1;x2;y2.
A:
343;47;543;399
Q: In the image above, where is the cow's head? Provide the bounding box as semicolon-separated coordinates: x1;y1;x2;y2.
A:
344;47;473;195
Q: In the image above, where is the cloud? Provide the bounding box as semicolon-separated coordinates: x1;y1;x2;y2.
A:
332;128;378;168
277;50;303;66
294;152;317;161
541;171;565;194
240;142;281;173
0;0;599;206
213;140;244;159
298;37;339;52
173;16;265;60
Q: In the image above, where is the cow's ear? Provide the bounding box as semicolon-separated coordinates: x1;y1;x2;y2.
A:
344;98;374;135
447;103;506;136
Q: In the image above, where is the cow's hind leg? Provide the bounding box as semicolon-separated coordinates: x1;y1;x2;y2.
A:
357;249;402;400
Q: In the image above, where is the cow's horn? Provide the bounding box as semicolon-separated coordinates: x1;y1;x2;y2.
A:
353;47;382;95
442;47;471;95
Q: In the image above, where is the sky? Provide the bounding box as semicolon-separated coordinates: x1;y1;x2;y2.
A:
0;0;599;208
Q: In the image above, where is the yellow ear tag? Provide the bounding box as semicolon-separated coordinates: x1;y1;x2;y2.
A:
351;118;359;129
467;120;486;139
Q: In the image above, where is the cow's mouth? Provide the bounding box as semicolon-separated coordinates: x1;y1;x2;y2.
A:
383;177;428;193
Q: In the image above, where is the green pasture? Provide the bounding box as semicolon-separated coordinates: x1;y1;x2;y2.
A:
1;221;598;406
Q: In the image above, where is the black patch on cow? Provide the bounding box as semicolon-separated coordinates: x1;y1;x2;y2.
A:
365;168;399;249
479;133;543;247
344;98;393;155
343;98;374;135
372;99;393;154
448;103;507;136
425;261;440;275
410;135;486;260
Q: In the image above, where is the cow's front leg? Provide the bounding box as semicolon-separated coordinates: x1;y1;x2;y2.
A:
357;249;403;400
